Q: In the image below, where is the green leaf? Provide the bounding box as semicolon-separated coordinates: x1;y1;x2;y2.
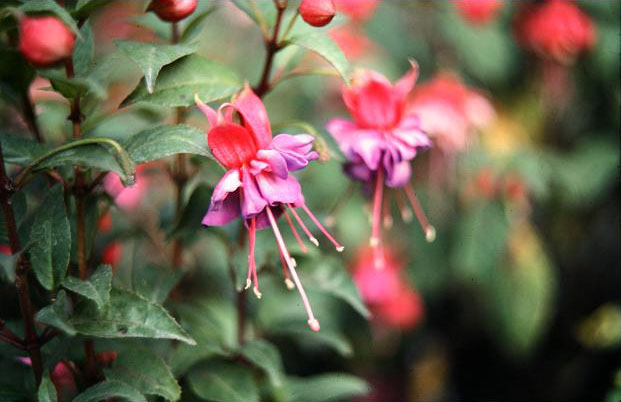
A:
73;22;94;77
20;0;80;35
168;184;213;240
105;347;181;402
240;339;285;388
0;189;27;247
70;287;196;345
121;54;242;108
36;290;77;336
37;371;57;402
301;257;370;319
123;124;210;164
175;299;236;351
72;380;147;402
273;325;354;358
116;40;197;94
0;133;48;166
29;184;71;290
73;0;109;19
61;265;112;311
0;47;35;105
231;0;276;28
181;7;217;43
187;360;259;402
286;373;370;402
132;264;183;304
41;70;106;100
286;33;350;84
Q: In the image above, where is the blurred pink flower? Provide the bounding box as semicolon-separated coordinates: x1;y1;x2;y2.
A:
408;73;495;155
329;24;376;60
514;0;595;65
0;245;10;255
335;0;379;22
454;0;503;25
196;85;344;332
19;358;77;402
104;165;149;211
327;64;434;264
351;246;424;330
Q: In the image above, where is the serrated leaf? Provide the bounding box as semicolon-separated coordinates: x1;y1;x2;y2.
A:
286;373;370;402
29;184;71;290
61;265;112;310
116;40;197;94
286;33;350;84
73;22;94;77
20;0;80;35
105;347;180;402
37;371;57;402
121;54;242;107
187;360;259;402
70;287;196;345
36;290;76;336
123;124;210;164
301;257;370;319
72;380;146;402
240;339;285;388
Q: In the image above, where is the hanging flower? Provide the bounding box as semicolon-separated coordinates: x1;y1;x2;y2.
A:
514;0;595;65
326;63;434;267
351;246;424;330
196;84;344;332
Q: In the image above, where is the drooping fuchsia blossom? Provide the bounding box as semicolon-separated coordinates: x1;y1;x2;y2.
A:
326;63;434;266
408;73;495;155
351;246;424;330
196;85;344;332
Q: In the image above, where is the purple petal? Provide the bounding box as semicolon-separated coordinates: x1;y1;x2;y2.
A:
255;171;304;206
211;169;242;203
270;134;318;172
241;168;268;218
202;190;241;226
384;158;412;188
256;149;289;179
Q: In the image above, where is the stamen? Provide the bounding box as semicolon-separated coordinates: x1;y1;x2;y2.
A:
404;184;436;242
281;206;308;253
300;204;345;252
278;249;294;289
248;218;261;298
286;204;319;247
370;167;384;248
266;207;320;332
395;190;413;222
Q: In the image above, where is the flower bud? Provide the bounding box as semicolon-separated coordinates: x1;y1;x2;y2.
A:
148;0;198;22
18;16;75;67
299;0;336;27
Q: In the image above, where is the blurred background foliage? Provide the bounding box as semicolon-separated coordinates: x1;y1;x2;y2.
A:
1;1;619;401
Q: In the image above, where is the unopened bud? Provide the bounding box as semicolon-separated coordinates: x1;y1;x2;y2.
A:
148;0;198;22
299;0;336;27
18;16;75;67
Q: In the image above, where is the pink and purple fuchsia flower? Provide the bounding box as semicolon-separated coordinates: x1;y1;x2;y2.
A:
326;62;435;267
196;84;344;332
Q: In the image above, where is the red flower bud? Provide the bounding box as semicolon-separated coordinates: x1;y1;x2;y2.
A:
18;16;75;68
148;0;198;22
299;0;336;27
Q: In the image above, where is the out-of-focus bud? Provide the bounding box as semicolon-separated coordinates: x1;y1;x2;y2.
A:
148;0;198;22
18;16;75;67
299;0;336;27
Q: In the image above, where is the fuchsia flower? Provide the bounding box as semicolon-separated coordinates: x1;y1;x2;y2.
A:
408;73;495;155
514;0;595;65
326;64;434;266
196;85;344;332
351;246;424;330
104;165;149;211
335;0;380;23
19;358;77;402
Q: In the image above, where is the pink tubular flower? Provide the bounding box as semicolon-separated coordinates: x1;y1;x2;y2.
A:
454;0;503;25
195;85;344;332
514;0;595;65
326;63;434;264
351;246;424;330
335;0;379;22
408;73;495;155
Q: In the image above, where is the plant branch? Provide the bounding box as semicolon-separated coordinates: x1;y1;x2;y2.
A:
21;92;44;143
0;143;43;385
253;0;288;98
